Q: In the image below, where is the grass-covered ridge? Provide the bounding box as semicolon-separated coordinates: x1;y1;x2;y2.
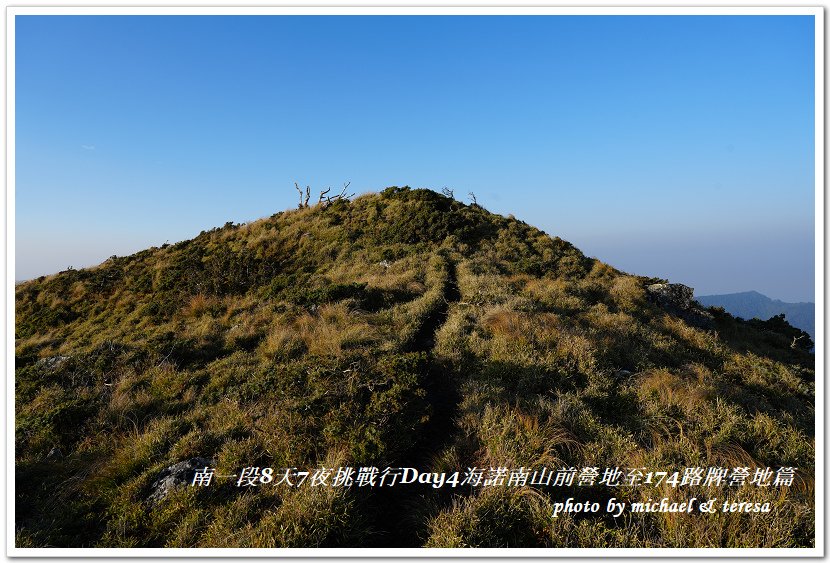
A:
15;187;814;548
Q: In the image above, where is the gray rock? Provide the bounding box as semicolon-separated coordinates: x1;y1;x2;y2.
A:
148;457;214;503
46;446;63;460
646;283;694;310
646;283;714;329
37;355;70;370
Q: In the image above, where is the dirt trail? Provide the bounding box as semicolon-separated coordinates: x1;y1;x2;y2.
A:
370;256;463;547
403;258;462;354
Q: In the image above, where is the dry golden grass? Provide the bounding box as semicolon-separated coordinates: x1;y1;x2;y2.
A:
609;275;647;313
706;440;759;467
259;323;304;360
482;308;525;339
636;368;714;420
296;303;376;357
183;294;213;318
477;404;578;468
425;486;553;548
434;307;474;362
658;314;724;358
522;277;584;311
585;303;636;335
553;331;597;374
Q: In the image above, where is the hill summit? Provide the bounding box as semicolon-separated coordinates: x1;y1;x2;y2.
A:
15;187;814;548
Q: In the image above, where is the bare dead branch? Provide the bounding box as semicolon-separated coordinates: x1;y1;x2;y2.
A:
324;182;355;205
295;182;304;208
318;187;331;204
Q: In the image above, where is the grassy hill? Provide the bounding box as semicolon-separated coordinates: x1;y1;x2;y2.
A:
15;187;814;548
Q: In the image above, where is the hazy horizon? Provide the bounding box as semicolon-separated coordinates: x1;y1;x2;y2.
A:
14;196;816;304
15;15;816;302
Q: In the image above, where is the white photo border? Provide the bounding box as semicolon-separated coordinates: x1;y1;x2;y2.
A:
4;4;824;559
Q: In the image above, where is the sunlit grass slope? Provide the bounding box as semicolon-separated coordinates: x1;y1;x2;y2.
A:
15;187;814;548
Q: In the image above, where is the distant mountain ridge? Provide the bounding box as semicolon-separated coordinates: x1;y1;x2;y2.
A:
696;290;814;338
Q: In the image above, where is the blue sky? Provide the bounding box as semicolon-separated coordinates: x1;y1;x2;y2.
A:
15;15;816;301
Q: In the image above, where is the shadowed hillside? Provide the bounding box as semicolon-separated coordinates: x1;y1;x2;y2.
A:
15;187;814;548
696;291;814;340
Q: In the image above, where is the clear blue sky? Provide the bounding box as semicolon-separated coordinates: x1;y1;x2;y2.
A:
15;15;816;301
